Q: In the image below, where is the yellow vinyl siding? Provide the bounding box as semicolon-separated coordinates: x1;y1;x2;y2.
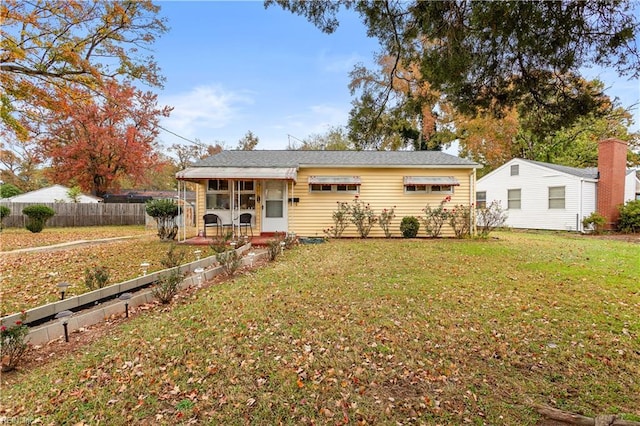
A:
289;167;473;238
195;181;206;231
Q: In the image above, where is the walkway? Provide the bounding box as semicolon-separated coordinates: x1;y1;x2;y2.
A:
3;235;143;254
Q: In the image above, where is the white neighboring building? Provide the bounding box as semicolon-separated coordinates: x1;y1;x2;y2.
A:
6;184;102;203
476;139;639;232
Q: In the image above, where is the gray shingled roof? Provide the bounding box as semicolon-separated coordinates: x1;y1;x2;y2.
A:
193;150;479;168
522;159;599;179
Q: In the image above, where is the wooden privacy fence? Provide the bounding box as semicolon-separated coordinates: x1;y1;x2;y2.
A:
0;202;146;227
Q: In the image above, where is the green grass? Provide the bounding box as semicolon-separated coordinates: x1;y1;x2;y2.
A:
1;232;638;424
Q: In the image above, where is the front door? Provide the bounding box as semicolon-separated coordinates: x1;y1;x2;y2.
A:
262;180;287;232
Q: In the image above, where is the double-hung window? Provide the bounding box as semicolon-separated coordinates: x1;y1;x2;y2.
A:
548;186;565;209
476;191;487;209
206;179;230;210
507;189;521;209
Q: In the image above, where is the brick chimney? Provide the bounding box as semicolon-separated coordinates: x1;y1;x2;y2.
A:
597;138;627;230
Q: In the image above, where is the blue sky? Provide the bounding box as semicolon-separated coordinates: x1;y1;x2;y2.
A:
153;1;640;152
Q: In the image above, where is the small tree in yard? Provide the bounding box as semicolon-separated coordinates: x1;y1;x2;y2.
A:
22;205;55;233
146;199;180;241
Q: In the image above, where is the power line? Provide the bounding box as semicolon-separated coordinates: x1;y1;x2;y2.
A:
157;124;199;144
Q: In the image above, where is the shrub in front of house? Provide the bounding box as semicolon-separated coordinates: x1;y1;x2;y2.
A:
582;212;607;234
421;196;451;237
448;204;472;238
476;200;508;238
618;199;640;233
324;201;349;238
22;205;55;233
348;196;377;238
400;216;420;238
378;206;396;238
0;205;10;230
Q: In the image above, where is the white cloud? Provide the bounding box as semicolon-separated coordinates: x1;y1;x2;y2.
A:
159;85;253;144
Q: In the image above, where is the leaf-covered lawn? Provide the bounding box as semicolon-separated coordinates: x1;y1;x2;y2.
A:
0;234;206;317
0;226;153;252
1;233;638;424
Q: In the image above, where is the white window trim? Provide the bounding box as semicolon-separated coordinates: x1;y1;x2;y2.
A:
507;188;521;210
548;186;565;209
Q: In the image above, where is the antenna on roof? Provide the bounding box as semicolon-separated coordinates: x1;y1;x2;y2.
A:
287;134;304;149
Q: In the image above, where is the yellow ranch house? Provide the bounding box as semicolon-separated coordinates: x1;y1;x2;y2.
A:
176;150;480;239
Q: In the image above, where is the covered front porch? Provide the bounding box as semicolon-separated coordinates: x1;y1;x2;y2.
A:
175;166;299;242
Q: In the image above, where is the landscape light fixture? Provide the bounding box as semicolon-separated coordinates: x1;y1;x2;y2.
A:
194;250;202;261
118;293;133;318
248;252;255;267
57;282;70;300
54;310;73;342
280;241;286;255
140;262;150;276
194;268;204;287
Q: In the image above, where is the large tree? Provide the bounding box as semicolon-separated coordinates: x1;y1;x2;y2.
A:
39;81;171;196
268;0;639;131
455;80;638;175
348;54;455;150
1;0;167;138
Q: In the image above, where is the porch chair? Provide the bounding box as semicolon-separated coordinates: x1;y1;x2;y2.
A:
239;213;253;237
203;214;222;237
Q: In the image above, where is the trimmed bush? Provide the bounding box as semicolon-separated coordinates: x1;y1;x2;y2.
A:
618;199;640;233
22;205;55;233
146;199;180;241
400;216;420;238
582;212;606;234
0;205;10;230
0;183;21;199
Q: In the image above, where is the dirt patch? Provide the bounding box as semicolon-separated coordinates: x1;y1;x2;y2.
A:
582;233;640;243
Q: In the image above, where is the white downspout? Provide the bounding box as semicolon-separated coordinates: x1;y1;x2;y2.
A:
470;169;477;236
579;178;584;233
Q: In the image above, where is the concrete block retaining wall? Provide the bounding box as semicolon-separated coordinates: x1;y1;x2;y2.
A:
2;244;266;346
